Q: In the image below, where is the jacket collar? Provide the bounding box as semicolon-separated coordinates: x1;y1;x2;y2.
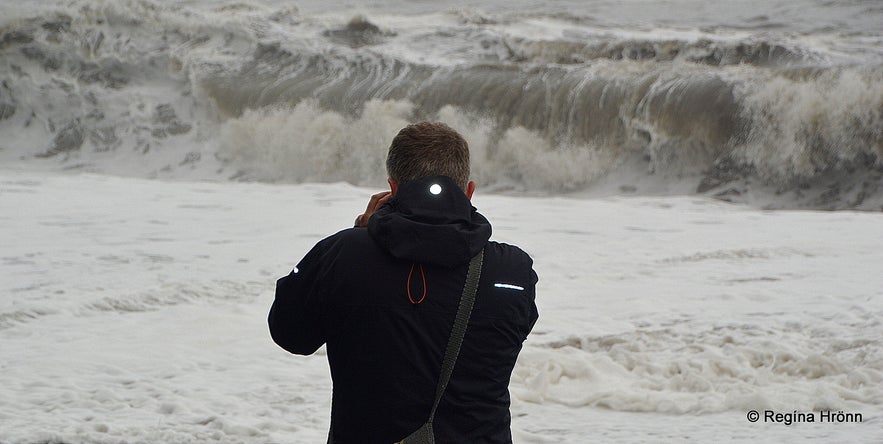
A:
368;175;491;267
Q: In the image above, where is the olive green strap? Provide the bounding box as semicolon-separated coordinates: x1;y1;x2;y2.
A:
344;249;485;444
426;248;483;423
397;249;483;444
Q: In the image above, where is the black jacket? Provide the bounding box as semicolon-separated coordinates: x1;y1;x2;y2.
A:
269;176;538;443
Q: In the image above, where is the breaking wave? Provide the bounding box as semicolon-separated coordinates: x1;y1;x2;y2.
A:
1;0;881;209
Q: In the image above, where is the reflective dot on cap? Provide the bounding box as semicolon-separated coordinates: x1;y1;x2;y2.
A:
429;183;442;195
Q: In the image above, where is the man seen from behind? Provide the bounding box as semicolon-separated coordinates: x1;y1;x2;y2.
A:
269;121;539;443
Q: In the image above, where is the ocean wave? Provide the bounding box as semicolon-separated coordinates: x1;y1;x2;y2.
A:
512;324;883;414
478;35;824;66
0;0;881;209
0;280;261;330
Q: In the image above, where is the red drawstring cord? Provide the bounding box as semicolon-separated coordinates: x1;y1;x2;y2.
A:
407;263;427;305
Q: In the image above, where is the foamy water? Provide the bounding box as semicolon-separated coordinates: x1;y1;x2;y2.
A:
1;171;881;442
2;0;883;442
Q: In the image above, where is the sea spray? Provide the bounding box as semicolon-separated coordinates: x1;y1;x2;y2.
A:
1;0;881;209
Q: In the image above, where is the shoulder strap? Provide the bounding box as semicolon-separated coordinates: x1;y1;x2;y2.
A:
426;248;484;423
388;249;486;444
341;250;487;444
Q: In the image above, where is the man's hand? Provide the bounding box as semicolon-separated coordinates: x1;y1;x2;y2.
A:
354;191;392;227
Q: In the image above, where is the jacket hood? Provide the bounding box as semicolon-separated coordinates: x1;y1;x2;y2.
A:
368;175;491;267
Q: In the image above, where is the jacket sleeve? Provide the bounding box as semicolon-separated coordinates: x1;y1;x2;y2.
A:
510;246;540;341
268;237;335;355
526;266;539;336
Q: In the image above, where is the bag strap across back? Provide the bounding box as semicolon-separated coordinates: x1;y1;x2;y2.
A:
395;248;484;444
427;247;483;423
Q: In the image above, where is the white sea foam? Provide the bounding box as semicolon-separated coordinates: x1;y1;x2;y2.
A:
2;170;882;442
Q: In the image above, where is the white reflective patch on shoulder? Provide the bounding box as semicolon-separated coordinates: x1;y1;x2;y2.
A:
292;267;299;274
494;283;524;291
